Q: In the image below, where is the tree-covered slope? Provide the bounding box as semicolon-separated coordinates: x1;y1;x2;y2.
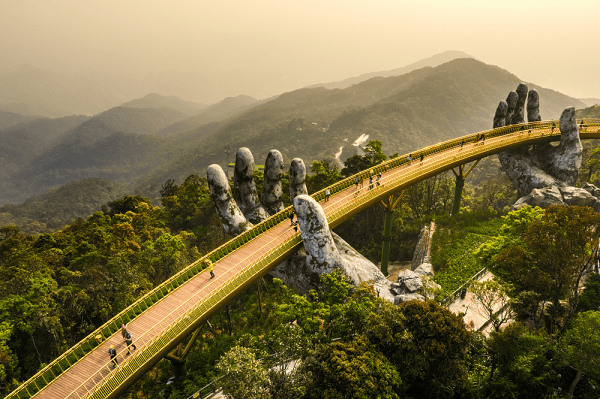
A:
140;58;584;189
577;104;600;119
156;95;260;137
0;178;130;231
0;115;90;180
0;110;38;130
1;106;189;205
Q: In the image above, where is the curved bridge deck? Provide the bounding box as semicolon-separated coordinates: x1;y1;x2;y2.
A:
8;119;600;399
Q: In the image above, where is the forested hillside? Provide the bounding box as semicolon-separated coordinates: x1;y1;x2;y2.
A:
2;137;600;398
155;95;260;137
577;104;600;119
0;178;130;232
137;58;584;197
0;110;37;130
1;107;188;205
0;115;90;185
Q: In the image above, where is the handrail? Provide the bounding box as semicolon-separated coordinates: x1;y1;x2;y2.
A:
73;220;302;398
6;118;600;399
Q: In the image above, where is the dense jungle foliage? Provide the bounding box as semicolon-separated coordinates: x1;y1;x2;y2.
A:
2;138;600;398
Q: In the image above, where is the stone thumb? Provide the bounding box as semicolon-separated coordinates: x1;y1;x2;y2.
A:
293;194;342;272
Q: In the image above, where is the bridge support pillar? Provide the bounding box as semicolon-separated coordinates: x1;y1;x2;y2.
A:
451;160;480;216
165;324;205;365
379;190;407;276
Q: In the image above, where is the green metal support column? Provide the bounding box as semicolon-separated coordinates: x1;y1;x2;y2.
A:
451;159;480;216
379;190;407;276
452;174;465;216
381;210;393;276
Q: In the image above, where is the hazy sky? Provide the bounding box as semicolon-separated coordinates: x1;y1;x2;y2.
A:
2;0;599;101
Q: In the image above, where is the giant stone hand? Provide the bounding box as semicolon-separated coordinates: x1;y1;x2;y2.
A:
494;84;600;210
207;148;395;301
207;148;303;236
494;84;582;195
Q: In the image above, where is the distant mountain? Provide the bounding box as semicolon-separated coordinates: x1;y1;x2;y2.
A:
89;106;188;136
0;102;64;118
0;178;130;232
156;95;261;137
1;57;587;212
576;104;600;119
306;51;474;90
0;106;188;205
0;110;38;130
121;93;205;116
326;59;585;159
579;98;600;107
135;58;584;199
0;114;90;178
0;64;249;117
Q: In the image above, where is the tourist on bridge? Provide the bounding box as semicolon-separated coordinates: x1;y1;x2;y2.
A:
124;330;137;354
376;172;381;187
325;188;330;201
407;154;412;164
288;209;295;226
420;153;424;164
108;345;118;368
359;175;364;188
204;259;215;279
355;176;359;190
368;176;374;190
460;140;464;149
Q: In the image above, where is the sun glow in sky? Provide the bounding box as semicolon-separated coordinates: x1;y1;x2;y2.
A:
1;0;599;101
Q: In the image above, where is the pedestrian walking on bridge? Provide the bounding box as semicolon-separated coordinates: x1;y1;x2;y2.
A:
108;345;118;368
124;330;137;355
204;259;214;279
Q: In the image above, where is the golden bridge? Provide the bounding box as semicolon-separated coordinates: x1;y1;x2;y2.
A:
7;119;600;399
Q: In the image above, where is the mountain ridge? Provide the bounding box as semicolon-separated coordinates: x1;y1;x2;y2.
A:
134;58;584;202
305;50;474;90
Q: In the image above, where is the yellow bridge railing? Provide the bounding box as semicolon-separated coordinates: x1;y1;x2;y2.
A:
6;119;600;399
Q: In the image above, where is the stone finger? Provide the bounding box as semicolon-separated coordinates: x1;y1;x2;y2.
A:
510;83;528;125
493;101;508;129
526;89;541;122
261;150;284;215
207;164;252;236
505;91;518;126
234;147;269;224
289;158;308;203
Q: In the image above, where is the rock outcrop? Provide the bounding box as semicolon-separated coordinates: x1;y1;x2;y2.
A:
392;263;440;304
